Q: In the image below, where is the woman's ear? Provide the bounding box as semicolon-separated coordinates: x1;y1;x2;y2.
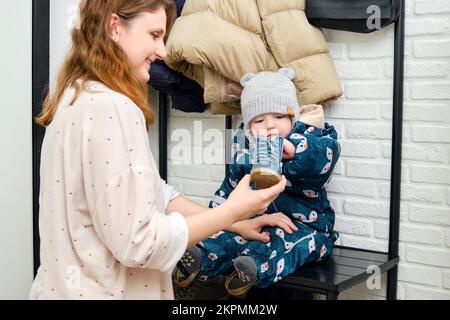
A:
110;13;122;41
278;68;295;80
240;73;256;87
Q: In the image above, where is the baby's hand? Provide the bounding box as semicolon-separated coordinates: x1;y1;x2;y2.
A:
282;139;295;160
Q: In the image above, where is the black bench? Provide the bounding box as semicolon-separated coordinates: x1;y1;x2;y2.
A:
231;245;399;301
274;246;399;299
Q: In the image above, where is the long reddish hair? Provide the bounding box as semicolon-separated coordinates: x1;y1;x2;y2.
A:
36;0;176;129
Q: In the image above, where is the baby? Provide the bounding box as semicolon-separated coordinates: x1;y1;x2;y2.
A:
173;68;341;296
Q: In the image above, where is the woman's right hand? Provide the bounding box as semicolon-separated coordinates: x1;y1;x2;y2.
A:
226;174;286;221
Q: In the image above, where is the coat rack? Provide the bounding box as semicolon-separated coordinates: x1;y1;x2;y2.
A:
157;0;404;300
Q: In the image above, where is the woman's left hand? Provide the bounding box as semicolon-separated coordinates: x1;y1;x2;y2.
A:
229;212;298;243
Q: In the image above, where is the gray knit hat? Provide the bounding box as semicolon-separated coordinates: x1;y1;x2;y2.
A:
240;68;300;129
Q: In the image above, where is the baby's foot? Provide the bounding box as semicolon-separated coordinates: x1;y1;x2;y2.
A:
173;245;202;287
225;256;258;296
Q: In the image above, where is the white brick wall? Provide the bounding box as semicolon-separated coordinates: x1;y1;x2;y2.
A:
158;0;450;300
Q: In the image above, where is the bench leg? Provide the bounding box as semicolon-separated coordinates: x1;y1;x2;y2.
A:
326;291;338;300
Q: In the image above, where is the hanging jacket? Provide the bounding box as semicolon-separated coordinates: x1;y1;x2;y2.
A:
148;0;207;113
176;0;185;16
165;0;343;115
149;60;206;113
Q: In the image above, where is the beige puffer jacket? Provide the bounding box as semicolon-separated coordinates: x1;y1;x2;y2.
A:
165;0;342;115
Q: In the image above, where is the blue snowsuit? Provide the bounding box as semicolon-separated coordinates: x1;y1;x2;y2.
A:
195;120;341;288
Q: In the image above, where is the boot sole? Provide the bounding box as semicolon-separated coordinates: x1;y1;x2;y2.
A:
250;168;281;189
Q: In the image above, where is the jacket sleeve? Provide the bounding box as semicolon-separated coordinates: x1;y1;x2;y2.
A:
81;91;188;272
282;123;341;189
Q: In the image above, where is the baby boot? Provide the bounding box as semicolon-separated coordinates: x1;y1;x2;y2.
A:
225;256;258;296
250;135;283;189
172;245;202;288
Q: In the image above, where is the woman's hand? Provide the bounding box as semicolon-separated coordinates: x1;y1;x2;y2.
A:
184;175;285;247
230;212;299;243
226;174;286;222
282;139;295;160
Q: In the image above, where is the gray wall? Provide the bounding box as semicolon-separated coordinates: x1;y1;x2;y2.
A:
0;0;34;299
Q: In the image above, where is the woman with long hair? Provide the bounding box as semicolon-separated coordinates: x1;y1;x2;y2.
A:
29;0;291;299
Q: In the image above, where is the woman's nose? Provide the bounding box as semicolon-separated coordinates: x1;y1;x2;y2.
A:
155;42;167;60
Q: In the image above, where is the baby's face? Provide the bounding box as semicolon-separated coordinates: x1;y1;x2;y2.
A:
250;113;292;138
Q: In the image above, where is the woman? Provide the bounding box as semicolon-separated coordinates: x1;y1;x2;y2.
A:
29;0;293;299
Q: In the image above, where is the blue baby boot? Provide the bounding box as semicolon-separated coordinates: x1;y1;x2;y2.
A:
250;135;283;189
